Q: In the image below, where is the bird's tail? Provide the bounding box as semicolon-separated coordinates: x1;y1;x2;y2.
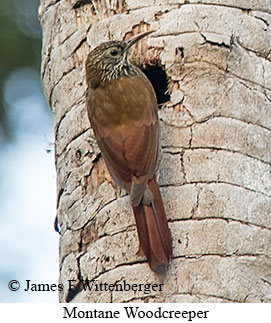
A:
132;176;172;273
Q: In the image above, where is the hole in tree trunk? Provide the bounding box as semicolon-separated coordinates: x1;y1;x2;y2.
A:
142;66;170;107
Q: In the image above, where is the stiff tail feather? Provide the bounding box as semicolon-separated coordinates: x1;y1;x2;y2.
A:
132;177;172;273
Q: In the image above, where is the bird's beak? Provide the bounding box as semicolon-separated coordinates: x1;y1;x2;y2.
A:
124;30;155;51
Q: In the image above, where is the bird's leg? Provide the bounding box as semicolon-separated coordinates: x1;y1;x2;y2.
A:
142;185;154;206
130;175;149;206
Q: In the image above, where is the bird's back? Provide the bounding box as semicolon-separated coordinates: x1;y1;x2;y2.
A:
87;70;159;193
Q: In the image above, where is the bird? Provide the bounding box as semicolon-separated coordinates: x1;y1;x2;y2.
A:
85;30;172;273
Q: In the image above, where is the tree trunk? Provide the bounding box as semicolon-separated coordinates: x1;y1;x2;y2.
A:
40;0;271;303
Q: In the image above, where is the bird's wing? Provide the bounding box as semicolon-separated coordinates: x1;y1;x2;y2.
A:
87;73;159;199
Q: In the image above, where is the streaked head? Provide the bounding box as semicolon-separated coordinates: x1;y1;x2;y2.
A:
86;30;154;88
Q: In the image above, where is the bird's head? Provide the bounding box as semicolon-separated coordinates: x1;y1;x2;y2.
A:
86;30;154;88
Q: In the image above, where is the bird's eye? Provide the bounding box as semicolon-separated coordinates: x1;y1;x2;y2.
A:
110;49;119;57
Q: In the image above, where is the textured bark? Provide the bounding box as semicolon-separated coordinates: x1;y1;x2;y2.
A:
40;0;271;302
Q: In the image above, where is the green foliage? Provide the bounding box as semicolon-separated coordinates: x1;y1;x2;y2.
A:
0;0;41;140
